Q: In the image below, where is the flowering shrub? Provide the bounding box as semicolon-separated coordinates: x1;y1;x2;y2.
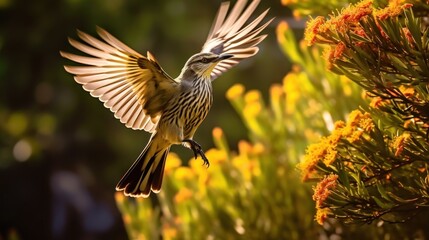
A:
297;0;429;228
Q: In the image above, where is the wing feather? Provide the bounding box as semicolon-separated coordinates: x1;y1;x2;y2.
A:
61;28;178;131
201;0;273;81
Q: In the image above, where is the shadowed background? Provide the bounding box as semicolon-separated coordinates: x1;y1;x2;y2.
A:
0;0;292;239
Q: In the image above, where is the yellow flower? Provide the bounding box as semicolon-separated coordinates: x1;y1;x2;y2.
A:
370;97;385;109
244;90;261;104
304;0;373;46
375;0;412;20
232;155;251;182
276;21;289;46
174;167;195;181
392;132;411;157
360;114;375;132
342;110;375;143
340;0;373;23
238;140;252;156
205;148;227;165
212;127;223;141
270;84;284;102
283;70;302;114
346;129;363;143
399;85;415;98
299;140;329;180
165;152;182;175
270;84;284;120
163;223;178;240
174;187;193;204
323;149;337;166
243;101;262;118
304;16;325;45
114;192;125;204
324;42;347;69
340;76;353;96
281;0;297;5
123;213;132;225
347;110;362;127
226;84;245;101
315;208;331;225
249;159;261;178
292;9;302;20
334;120;346;130
252;142;265;155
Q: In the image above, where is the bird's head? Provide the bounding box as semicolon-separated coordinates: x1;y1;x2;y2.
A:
180;52;233;80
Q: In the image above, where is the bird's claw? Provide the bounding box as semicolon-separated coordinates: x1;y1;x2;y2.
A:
183;139;210;168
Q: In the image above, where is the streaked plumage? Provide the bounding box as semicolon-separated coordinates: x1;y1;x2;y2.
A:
61;0;272;197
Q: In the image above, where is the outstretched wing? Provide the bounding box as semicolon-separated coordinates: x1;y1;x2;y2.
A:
61;27;178;132
201;0;273;81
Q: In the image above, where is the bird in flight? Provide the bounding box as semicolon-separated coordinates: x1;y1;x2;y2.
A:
61;0;272;197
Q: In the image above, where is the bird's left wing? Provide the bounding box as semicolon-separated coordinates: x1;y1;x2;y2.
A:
201;0;273;81
61;27;178;132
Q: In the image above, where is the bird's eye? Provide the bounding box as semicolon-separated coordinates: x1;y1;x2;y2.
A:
201;58;209;63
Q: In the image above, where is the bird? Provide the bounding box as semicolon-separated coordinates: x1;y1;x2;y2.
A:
60;0;273;197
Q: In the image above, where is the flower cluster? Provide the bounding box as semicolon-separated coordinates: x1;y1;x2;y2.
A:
304;0;415;71
313;174;339;224
299;110;375;180
304;0;373;46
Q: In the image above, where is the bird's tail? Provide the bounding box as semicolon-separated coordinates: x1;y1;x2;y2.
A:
116;134;170;197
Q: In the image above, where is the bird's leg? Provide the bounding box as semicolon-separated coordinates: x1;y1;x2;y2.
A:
182;139;210;167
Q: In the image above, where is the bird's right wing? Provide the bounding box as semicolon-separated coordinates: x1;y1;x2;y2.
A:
61;27;179;132
201;0;273;81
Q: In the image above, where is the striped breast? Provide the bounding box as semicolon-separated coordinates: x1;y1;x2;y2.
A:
161;79;213;140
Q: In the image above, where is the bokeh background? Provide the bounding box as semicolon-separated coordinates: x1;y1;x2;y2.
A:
0;0;292;239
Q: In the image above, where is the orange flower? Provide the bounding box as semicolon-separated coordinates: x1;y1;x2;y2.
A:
392;132;410;157
313;174;339;208
370;97;385;109
334;121;346;130
402;27;414;47
333;42;346;59
300;135;339;180
375;0;413;20
299;142;327;180
212;127;223;139
339;0;373;23
281;0;297;5
304;16;325;45
399;85;415;98
342;110;375;142
323;149;338;166
323;47;335;70
315;208;331;225
323;42;347;69
174;187;193;203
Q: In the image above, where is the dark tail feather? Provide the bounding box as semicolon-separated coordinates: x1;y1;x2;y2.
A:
116;138;170;197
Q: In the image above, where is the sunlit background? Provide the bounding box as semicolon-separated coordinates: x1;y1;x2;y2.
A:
0;0;293;239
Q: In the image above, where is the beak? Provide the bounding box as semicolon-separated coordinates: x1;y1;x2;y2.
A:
216;54;233;61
